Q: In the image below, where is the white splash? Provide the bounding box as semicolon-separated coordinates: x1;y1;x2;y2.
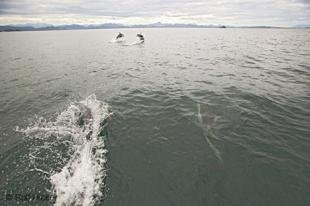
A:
130;39;144;45
122;39;144;46
20;94;112;206
110;37;126;43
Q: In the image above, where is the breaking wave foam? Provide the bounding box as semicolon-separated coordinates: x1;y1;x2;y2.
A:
110;37;126;43
19;94;112;206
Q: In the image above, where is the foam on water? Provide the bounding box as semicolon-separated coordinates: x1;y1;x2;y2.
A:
110;37;126;43
122;39;144;46
19;94;112;206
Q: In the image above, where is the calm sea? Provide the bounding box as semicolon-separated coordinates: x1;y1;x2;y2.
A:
0;28;310;206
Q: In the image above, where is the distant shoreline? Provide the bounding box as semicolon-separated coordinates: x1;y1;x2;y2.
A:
1;23;308;32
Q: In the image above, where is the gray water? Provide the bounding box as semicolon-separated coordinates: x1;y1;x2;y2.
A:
0;28;310;206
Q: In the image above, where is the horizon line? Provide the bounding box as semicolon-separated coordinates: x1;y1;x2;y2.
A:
1;22;308;28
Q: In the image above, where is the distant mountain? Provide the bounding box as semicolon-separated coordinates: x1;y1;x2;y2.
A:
0;23;127;32
10;23;53;28
131;22;227;28
0;25;34;32
294;24;310;28
0;22;290;32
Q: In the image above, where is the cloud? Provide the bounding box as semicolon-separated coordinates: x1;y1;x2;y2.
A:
0;0;309;26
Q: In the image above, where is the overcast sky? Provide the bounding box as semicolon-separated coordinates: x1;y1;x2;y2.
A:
0;0;309;26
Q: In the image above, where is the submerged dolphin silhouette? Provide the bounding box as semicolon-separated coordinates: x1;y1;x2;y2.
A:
75;103;93;140
197;103;222;161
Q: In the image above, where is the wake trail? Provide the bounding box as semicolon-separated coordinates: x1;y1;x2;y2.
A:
18;94;112;206
197;103;222;161
110;37;126;43
122;40;144;46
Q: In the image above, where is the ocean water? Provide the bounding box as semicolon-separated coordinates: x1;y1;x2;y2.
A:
0;28;309;206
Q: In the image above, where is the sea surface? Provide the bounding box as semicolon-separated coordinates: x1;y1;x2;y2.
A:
0;28;309;206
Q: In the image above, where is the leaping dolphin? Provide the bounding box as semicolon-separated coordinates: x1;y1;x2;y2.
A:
116;32;124;39
137;33;144;42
